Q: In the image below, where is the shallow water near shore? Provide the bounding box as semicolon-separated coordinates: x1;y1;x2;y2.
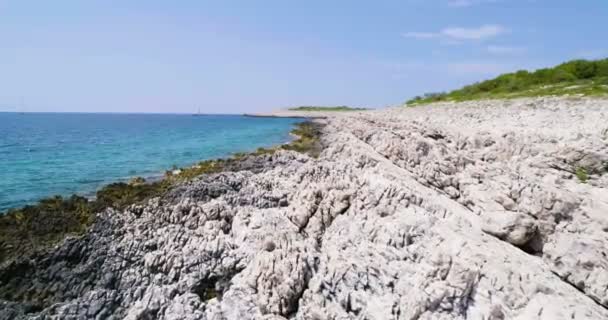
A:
0;112;301;211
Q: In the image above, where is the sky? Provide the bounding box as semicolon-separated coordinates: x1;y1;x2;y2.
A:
0;1;606;113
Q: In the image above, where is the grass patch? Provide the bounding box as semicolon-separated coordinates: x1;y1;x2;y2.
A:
0;121;323;263
407;58;608;105
288;106;367;112
575;167;589;183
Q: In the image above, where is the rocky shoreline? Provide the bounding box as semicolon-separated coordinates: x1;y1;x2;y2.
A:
1;97;608;319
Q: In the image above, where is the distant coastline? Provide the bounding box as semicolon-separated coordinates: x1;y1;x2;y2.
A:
243;113;312;119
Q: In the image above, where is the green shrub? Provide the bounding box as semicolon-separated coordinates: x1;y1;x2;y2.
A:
551;69;577;83
407;58;608;104
406;92;447;104
558;60;598;79
597;60;608;77
575;167;589;183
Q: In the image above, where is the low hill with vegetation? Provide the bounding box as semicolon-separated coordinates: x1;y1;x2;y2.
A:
288;106;367;112
407;58;608;105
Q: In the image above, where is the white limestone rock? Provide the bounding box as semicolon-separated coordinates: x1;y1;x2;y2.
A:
0;97;607;319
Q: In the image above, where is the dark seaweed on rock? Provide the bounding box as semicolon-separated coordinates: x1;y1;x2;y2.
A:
0;195;92;263
282;121;324;157
0;121;323;265
0;181;171;264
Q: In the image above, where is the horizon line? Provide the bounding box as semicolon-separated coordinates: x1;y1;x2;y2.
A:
0;110;257;116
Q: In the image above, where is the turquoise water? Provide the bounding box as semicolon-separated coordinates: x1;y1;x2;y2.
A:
0;113;301;211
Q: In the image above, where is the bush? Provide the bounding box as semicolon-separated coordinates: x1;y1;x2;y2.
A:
596;60;608;77
558;60;598;79
575;167;589;183
407;92;446;104
551;69;577;83
406;57;608;104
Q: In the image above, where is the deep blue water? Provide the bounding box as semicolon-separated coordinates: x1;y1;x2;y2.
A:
0;113;301;211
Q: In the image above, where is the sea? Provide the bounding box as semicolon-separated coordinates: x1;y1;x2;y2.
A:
0;112;301;212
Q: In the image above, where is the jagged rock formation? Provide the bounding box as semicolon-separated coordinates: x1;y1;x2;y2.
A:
1;97;607;319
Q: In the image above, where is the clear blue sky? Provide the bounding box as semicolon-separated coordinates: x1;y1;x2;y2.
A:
0;1;606;113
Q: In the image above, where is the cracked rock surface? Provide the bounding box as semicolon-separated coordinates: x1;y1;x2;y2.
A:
1;97;607;319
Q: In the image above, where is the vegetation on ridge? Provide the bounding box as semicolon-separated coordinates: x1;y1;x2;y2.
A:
0;121;323;263
407;58;608;105
288;106;367;112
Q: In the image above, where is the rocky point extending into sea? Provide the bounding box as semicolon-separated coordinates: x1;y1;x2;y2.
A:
1;96;607;319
